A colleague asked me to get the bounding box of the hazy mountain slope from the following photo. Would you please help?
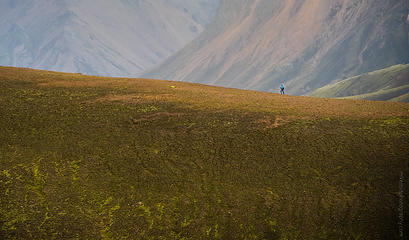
[0,0,219,76]
[143,0,409,95]
[309,64,409,102]
[1,66,409,239]
[341,85,409,102]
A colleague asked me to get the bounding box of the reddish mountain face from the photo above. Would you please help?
[143,0,409,95]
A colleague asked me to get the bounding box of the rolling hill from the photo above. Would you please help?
[1,66,409,239]
[143,0,409,95]
[0,0,219,76]
[309,64,409,102]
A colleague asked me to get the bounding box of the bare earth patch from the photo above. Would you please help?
[254,115,312,129]
[88,93,177,104]
[89,94,143,103]
[131,112,185,123]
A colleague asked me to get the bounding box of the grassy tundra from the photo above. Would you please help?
[0,66,408,239]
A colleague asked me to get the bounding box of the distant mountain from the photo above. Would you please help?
[309,64,409,102]
[0,0,219,76]
[143,0,409,95]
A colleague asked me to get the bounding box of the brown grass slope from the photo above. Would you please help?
[1,66,409,239]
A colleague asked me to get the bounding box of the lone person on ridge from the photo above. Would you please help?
[280,83,285,95]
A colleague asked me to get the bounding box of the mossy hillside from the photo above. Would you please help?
[1,66,409,239]
[309,64,409,102]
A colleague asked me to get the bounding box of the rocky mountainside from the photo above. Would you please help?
[0,0,219,76]
[143,0,409,95]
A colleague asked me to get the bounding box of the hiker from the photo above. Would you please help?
[280,83,285,95]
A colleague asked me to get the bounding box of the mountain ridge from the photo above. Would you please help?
[0,0,219,76]
[143,0,409,95]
